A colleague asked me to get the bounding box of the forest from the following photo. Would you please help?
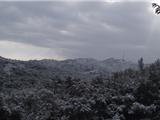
[0,56,159,120]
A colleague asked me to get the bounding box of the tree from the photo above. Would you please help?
[135,59,160,105]
[152,3,160,14]
[138,57,144,73]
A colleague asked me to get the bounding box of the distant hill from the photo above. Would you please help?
[0,56,137,80]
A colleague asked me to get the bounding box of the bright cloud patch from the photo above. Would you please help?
[0,41,64,60]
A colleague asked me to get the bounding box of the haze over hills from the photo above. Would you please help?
[0,56,137,79]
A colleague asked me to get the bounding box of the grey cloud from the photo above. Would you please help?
[0,1,158,62]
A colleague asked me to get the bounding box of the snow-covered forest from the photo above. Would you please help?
[0,56,159,120]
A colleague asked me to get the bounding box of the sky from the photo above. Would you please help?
[0,0,160,63]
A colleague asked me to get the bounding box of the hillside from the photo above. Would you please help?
[0,56,137,80]
[0,56,160,120]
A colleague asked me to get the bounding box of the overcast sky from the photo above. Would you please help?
[0,0,159,62]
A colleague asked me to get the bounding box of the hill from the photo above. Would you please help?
[0,56,159,120]
[0,56,137,80]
